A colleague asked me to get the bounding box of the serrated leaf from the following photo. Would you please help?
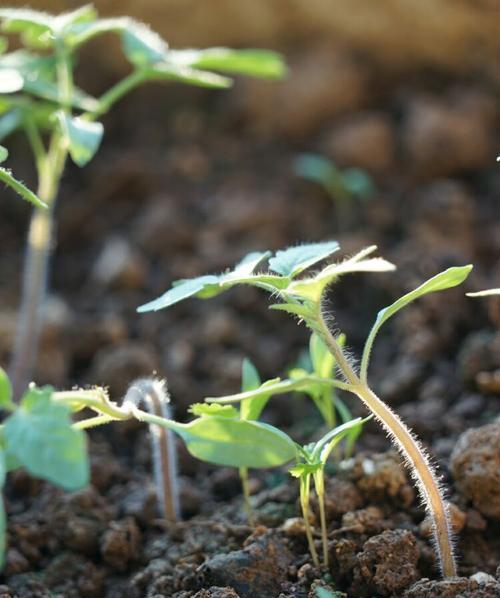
[361,265,473,380]
[467,288,500,297]
[0,367,13,411]
[56,112,103,166]
[4,385,89,490]
[121,20,167,66]
[268,241,340,277]
[0,166,47,208]
[158,416,297,468]
[188,403,239,418]
[0,68,23,93]
[167,48,286,79]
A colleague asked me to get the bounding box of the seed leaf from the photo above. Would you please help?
[166,48,286,79]
[289,462,322,478]
[361,265,473,380]
[160,416,297,468]
[268,241,340,277]
[4,385,89,490]
[57,112,104,166]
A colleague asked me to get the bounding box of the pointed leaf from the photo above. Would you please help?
[268,241,340,277]
[138,275,220,312]
[57,112,103,166]
[141,63,232,89]
[361,265,473,380]
[270,302,314,320]
[167,48,286,79]
[4,386,89,490]
[159,416,297,468]
[240,358,271,421]
[121,20,168,66]
[0,166,47,208]
[241,358,261,393]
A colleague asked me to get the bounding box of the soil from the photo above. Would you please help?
[1,51,500,597]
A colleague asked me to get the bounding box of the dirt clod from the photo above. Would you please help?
[351,529,420,597]
[100,518,141,571]
[404,576,500,597]
[450,421,500,518]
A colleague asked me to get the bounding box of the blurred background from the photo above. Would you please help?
[1,0,499,431]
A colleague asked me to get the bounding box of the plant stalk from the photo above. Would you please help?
[313,470,329,567]
[317,311,456,578]
[239,466,255,525]
[300,474,319,567]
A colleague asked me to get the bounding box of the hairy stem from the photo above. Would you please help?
[317,311,456,578]
[123,379,180,523]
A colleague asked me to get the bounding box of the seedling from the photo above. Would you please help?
[0,5,286,399]
[294,153,374,230]
[137,241,473,578]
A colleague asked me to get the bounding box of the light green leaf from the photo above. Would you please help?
[268,241,340,277]
[294,153,336,190]
[138,275,220,312]
[53,4,96,34]
[0,108,22,142]
[0,8,54,39]
[315,588,344,598]
[0,367,14,411]
[159,416,297,468]
[4,385,89,490]
[140,62,232,89]
[269,302,314,320]
[467,289,500,297]
[0,145,7,163]
[361,265,473,381]
[0,450,5,570]
[241,358,261,393]
[0,166,47,208]
[312,417,366,463]
[56,112,104,166]
[166,48,286,79]
[309,333,335,379]
[188,403,239,418]
[240,358,270,421]
[121,20,168,66]
[0,68,23,92]
[289,462,322,478]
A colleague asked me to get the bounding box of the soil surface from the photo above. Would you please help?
[1,52,500,597]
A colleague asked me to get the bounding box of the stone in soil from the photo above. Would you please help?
[404,576,500,597]
[450,421,500,519]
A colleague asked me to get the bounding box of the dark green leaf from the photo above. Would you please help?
[56,112,104,166]
[4,385,89,490]
[268,241,340,277]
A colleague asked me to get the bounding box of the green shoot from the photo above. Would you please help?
[138,241,473,578]
[466,289,500,297]
[0,5,286,399]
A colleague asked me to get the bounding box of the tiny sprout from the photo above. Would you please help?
[466,288,500,297]
[138,241,473,577]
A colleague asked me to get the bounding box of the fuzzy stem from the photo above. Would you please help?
[300,474,319,567]
[123,379,180,523]
[316,311,456,578]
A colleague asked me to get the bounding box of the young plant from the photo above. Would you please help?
[137,241,473,578]
[294,153,374,230]
[0,5,286,399]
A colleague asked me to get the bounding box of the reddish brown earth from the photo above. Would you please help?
[0,52,499,596]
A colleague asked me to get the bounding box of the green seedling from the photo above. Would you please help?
[294,153,374,231]
[138,241,473,578]
[0,5,286,399]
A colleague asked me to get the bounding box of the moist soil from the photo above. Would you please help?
[1,58,500,597]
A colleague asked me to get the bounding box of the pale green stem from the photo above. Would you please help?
[239,466,255,525]
[300,474,319,567]
[313,469,329,567]
[316,310,457,578]
[93,71,145,118]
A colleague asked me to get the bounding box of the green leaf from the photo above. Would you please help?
[0,165,47,208]
[140,62,232,89]
[138,275,220,312]
[361,265,473,381]
[0,367,14,411]
[159,416,297,468]
[0,145,7,163]
[294,153,336,190]
[312,417,366,463]
[315,588,344,598]
[0,450,6,570]
[269,302,314,320]
[0,68,23,93]
[0,36,7,54]
[166,48,286,79]
[121,20,168,66]
[241,358,261,393]
[309,333,335,379]
[289,462,322,478]
[189,403,239,418]
[4,385,89,490]
[56,112,104,166]
[268,241,340,277]
[467,289,500,297]
[0,9,54,41]
[240,358,271,421]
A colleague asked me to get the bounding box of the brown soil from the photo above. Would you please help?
[1,52,500,597]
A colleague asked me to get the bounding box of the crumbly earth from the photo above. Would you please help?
[0,46,500,597]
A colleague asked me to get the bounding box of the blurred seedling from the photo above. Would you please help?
[137,241,472,578]
[294,153,374,230]
[0,4,286,399]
